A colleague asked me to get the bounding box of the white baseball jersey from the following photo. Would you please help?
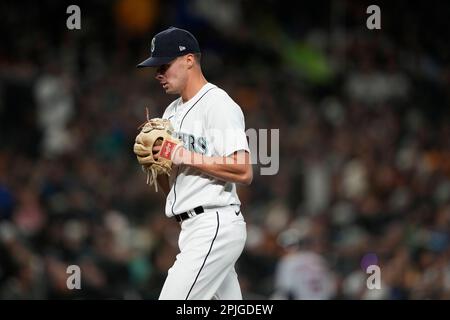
[162,82,250,217]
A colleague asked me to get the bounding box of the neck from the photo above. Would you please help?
[181,71,208,103]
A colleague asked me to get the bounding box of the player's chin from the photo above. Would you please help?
[164,87,178,94]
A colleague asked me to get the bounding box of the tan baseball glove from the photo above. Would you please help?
[133,118,183,192]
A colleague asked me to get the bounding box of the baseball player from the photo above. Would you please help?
[272,229,336,300]
[135,27,252,300]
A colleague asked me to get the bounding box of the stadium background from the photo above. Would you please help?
[1,0,449,299]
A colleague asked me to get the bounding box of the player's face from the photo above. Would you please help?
[155,56,188,95]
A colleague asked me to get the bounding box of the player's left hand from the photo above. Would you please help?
[152,144,161,160]
[151,143,185,165]
[133,117,183,191]
[171,145,190,166]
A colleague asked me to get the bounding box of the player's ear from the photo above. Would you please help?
[186,54,195,69]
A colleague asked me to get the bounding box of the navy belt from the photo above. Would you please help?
[174,206,204,222]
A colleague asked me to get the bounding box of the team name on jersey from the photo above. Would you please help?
[176,132,208,154]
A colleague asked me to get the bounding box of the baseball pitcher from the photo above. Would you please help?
[134,27,252,300]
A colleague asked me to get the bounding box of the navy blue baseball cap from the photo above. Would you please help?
[137,27,201,68]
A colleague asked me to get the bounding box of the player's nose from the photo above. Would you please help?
[155,73,164,81]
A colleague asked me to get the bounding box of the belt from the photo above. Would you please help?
[174,206,204,222]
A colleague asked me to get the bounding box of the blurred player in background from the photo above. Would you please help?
[272,228,337,300]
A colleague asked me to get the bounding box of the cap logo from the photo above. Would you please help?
[179,46,186,51]
[151,37,155,53]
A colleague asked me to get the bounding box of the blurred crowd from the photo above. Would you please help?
[1,0,450,299]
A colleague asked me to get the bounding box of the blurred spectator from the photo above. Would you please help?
[34,63,75,157]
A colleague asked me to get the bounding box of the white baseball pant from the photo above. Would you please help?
[159,205,246,300]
